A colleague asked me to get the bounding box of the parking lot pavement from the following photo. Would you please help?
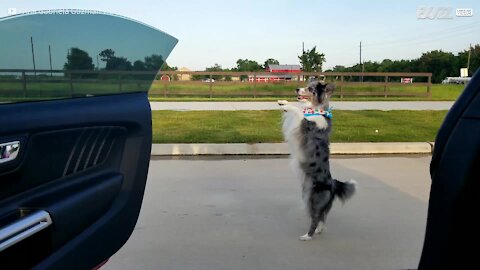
[104,156,431,270]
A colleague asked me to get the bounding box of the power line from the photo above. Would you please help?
[363,21,480,49]
[362,28,480,51]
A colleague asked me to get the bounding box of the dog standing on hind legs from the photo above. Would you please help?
[278,81,357,241]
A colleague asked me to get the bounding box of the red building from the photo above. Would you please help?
[248,64,301,82]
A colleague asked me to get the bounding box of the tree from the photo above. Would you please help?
[106,57,132,70]
[205,63,225,81]
[160,62,178,71]
[235,59,263,80]
[98,49,132,70]
[377,59,394,72]
[392,59,415,73]
[159,62,178,80]
[99,49,115,62]
[133,60,146,71]
[134,56,177,79]
[64,47,94,70]
[144,54,165,71]
[235,59,263,72]
[331,65,347,72]
[457,45,480,76]
[416,50,456,83]
[298,46,326,72]
[323,44,479,83]
[264,58,279,69]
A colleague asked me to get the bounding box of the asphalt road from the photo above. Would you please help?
[104,156,431,270]
[150,101,453,111]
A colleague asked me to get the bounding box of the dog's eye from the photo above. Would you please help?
[308,87,313,92]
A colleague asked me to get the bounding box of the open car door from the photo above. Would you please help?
[418,68,480,270]
[0,10,177,269]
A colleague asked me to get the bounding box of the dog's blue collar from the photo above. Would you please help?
[303,107,333,119]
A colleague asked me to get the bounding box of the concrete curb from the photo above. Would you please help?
[151,142,434,156]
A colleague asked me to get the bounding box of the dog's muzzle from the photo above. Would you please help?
[296,88,309,100]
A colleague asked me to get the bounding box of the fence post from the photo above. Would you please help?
[209,74,213,98]
[22,71,27,98]
[69,72,74,97]
[340,75,344,99]
[384,75,388,98]
[118,74,122,93]
[163,74,168,97]
[253,72,257,98]
[427,74,432,98]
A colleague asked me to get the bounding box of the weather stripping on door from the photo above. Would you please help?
[0,141,20,164]
[0,210,52,252]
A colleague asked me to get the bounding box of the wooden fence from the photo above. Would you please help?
[0,69,432,100]
[154,71,433,98]
[0,69,157,99]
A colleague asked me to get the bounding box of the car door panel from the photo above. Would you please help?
[0,9,177,269]
[419,69,480,269]
[0,92,151,269]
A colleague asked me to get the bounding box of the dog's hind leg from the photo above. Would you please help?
[299,190,332,241]
[299,216,321,241]
[315,199,334,234]
[314,222,325,234]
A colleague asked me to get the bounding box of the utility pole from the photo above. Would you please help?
[467,43,472,75]
[359,41,363,82]
[31,36,36,79]
[49,45,53,77]
[359,41,362,66]
[302,42,305,81]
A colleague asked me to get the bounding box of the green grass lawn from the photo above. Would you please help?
[149,83,465,101]
[1,79,464,102]
[152,110,448,143]
[0,79,150,101]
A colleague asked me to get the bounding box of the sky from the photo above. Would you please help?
[0,0,479,70]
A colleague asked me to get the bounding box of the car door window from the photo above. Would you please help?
[0,10,177,103]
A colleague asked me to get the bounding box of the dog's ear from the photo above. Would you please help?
[325,83,335,96]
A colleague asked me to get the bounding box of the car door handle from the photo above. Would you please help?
[0,210,52,252]
[0,141,20,164]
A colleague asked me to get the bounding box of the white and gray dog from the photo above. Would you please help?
[278,80,356,241]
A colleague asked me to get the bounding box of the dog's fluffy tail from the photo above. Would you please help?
[334,179,357,202]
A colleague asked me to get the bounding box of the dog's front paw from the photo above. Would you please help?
[278,100,289,106]
[299,233,313,241]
